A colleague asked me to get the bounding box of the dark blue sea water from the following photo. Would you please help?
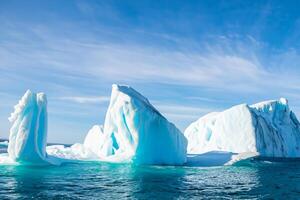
[1,144,300,199]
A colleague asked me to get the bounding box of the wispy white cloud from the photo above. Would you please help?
[185,96,228,103]
[58,96,110,104]
[2,23,300,115]
[2,24,300,98]
[0,33,260,93]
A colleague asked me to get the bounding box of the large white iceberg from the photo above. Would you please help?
[48,85,188,165]
[185,98,300,158]
[88,84,188,165]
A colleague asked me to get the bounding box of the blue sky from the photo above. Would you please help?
[1,0,300,143]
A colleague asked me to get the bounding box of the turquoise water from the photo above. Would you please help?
[1,145,300,199]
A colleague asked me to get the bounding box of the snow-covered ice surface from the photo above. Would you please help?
[185,98,300,162]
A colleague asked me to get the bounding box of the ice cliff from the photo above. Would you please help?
[185,98,300,158]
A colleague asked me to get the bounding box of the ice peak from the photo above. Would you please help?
[279,97,288,105]
[112,84,150,103]
[250,98,290,114]
[9,90,33,123]
[111,84,162,118]
[102,84,187,164]
[9,90,47,123]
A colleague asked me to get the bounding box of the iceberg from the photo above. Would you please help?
[185,98,300,158]
[7,90,49,164]
[88,84,188,165]
[2,90,100,164]
[4,90,64,165]
[46,85,188,165]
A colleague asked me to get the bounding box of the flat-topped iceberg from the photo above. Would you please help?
[185,98,300,158]
[91,84,187,165]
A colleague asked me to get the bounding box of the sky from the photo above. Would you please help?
[1,0,300,143]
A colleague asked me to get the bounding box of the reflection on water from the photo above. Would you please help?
[1,150,300,199]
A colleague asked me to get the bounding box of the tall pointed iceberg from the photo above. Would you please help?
[95,84,187,165]
[185,98,300,158]
[8,90,49,164]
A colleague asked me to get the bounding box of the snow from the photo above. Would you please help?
[185,98,300,159]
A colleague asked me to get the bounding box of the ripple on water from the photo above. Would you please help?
[1,160,300,199]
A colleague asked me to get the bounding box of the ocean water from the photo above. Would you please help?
[1,144,300,199]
